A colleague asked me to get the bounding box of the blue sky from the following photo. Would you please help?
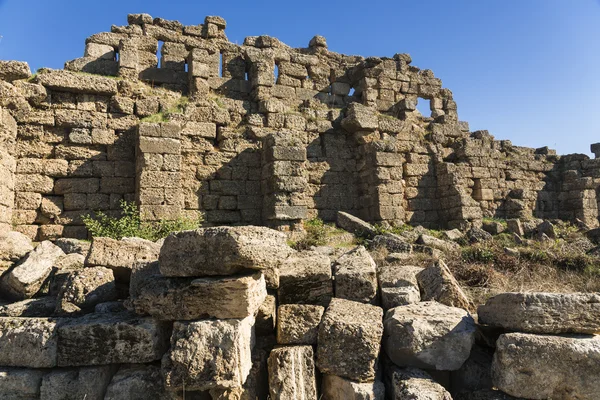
[0,0,598,155]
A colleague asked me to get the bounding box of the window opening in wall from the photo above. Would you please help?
[184,61,188,73]
[274,62,280,84]
[157,41,164,68]
[219,51,224,77]
[349,87,355,96]
[416,97,431,117]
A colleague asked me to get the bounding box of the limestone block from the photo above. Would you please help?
[0,297,57,317]
[162,317,254,391]
[14,174,54,194]
[276,304,324,345]
[57,312,169,366]
[267,346,317,400]
[129,261,267,320]
[0,367,46,400]
[278,251,332,306]
[1,241,65,300]
[385,366,452,400]
[383,301,476,371]
[372,234,412,253]
[416,260,471,310]
[0,230,33,263]
[493,333,600,399]
[341,103,378,132]
[104,364,165,400]
[54,238,91,256]
[40,366,115,400]
[36,69,118,95]
[55,266,117,314]
[317,298,383,382]
[478,292,600,334]
[322,374,385,400]
[333,246,377,303]
[0,60,32,81]
[416,234,460,253]
[0,317,60,368]
[378,265,422,310]
[159,226,294,277]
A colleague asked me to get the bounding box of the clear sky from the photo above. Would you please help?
[0,0,598,156]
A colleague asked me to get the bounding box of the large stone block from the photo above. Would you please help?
[0,60,32,82]
[383,301,476,371]
[317,298,383,382]
[40,366,116,400]
[416,260,471,310]
[322,374,385,400]
[129,261,267,320]
[336,211,377,239]
[267,345,318,400]
[341,103,378,132]
[104,364,165,400]
[162,316,254,391]
[0,317,60,368]
[0,297,57,317]
[478,292,600,334]
[57,312,170,366]
[36,69,118,95]
[159,226,294,277]
[333,246,377,303]
[276,304,324,345]
[0,230,33,264]
[378,265,422,310]
[0,367,46,400]
[493,333,600,399]
[1,241,65,300]
[385,366,452,400]
[55,266,117,314]
[278,251,333,306]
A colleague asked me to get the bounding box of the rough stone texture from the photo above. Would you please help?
[378,264,422,310]
[278,250,333,306]
[385,366,452,400]
[454,390,519,400]
[162,316,255,391]
[383,301,476,371]
[317,298,383,382]
[451,344,494,395]
[1,241,65,300]
[0,317,60,368]
[159,226,294,278]
[267,345,318,400]
[321,374,385,400]
[493,333,600,400]
[336,211,377,239]
[417,234,460,253]
[55,266,117,313]
[478,292,600,334]
[129,261,267,320]
[57,312,169,366]
[276,304,324,345]
[0,297,57,317]
[0,367,46,400]
[39,365,116,400]
[333,246,377,303]
[35,69,118,95]
[0,61,32,82]
[255,294,276,336]
[86,237,161,282]
[417,260,471,310]
[104,364,165,400]
[372,234,413,253]
[54,238,91,256]
[0,230,33,264]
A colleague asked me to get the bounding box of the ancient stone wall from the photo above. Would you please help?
[1,13,600,240]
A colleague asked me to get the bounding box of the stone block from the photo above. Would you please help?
[276,304,324,345]
[36,69,118,95]
[104,364,165,400]
[0,60,32,81]
[321,374,385,400]
[0,367,46,399]
[378,265,422,310]
[333,246,377,303]
[372,234,412,253]
[55,266,117,314]
[417,260,471,310]
[317,298,383,382]
[278,251,332,306]
[40,366,116,400]
[385,366,452,400]
[0,317,60,368]
[267,346,318,400]
[336,211,377,239]
[0,230,33,263]
[0,297,57,318]
[341,103,378,132]
[162,316,254,391]
[138,136,181,154]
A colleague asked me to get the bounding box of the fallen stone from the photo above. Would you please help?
[159,226,294,280]
[417,234,460,253]
[1,241,65,300]
[94,300,126,314]
[35,69,118,95]
[104,364,165,400]
[493,333,600,399]
[371,233,412,253]
[385,366,452,400]
[49,253,85,296]
[0,297,57,317]
[317,298,383,382]
[55,266,117,314]
[0,230,33,264]
[57,312,169,366]
[417,260,471,310]
[378,265,422,310]
[267,345,318,400]
[278,250,332,306]
[336,211,377,239]
[482,221,505,235]
[86,237,161,282]
[506,219,524,236]
[129,261,267,320]
[54,238,91,256]
[321,374,385,400]
[443,229,464,241]
[162,316,254,391]
[0,367,46,400]
[536,220,556,239]
[467,227,492,243]
[333,246,377,303]
[40,365,116,400]
[383,301,476,371]
[478,292,600,334]
[0,61,32,81]
[0,317,61,368]
[277,304,324,345]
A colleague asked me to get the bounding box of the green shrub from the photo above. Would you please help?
[293,218,328,250]
[462,246,496,263]
[83,200,202,241]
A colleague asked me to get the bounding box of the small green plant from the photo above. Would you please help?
[140,96,189,123]
[462,246,496,263]
[293,218,329,250]
[83,200,202,241]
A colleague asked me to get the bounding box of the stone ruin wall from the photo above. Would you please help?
[1,13,600,240]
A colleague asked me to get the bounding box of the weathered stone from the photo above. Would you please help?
[378,265,422,309]
[536,220,556,239]
[159,226,294,277]
[317,298,383,382]
[278,251,333,306]
[417,234,460,253]
[451,344,494,394]
[162,316,254,391]
[482,221,505,235]
[276,304,324,345]
[453,390,519,400]
[385,366,452,400]
[333,246,377,303]
[417,260,471,310]
[0,61,32,82]
[0,367,46,400]
[467,227,493,243]
[493,333,600,399]
[0,230,33,263]
[0,297,57,317]
[1,241,65,300]
[129,261,267,320]
[371,234,412,253]
[383,301,476,371]
[267,345,318,400]
[40,365,116,400]
[0,317,60,368]
[104,364,165,400]
[57,312,169,366]
[478,292,600,334]
[255,294,276,336]
[336,211,377,239]
[341,103,378,132]
[36,69,118,95]
[55,266,117,313]
[54,238,91,256]
[322,374,385,400]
